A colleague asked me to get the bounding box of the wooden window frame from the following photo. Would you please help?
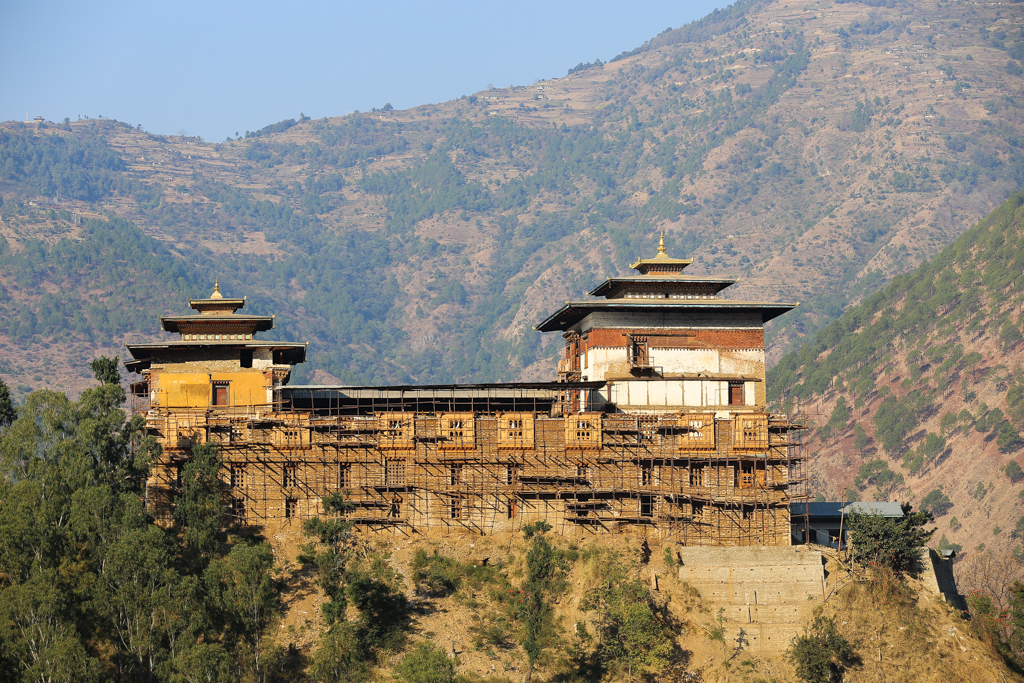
[377,412,415,450]
[439,413,476,450]
[449,464,463,486]
[728,381,744,406]
[627,334,651,369]
[678,413,716,451]
[284,497,297,519]
[230,464,246,489]
[283,462,298,488]
[732,415,769,452]
[565,413,602,451]
[338,463,351,488]
[385,458,407,487]
[498,413,535,450]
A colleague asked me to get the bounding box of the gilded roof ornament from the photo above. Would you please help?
[628,231,692,273]
[211,277,223,300]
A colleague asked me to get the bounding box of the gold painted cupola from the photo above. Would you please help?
[535,234,797,412]
[124,282,306,409]
[160,278,275,341]
[588,232,736,300]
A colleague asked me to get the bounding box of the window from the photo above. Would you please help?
[575,464,590,481]
[378,412,415,449]
[498,413,534,449]
[689,465,706,487]
[728,381,744,406]
[230,464,246,489]
[627,334,650,368]
[506,464,521,485]
[640,495,654,517]
[733,415,768,451]
[240,349,253,368]
[389,495,402,518]
[564,414,602,450]
[640,464,653,485]
[678,414,716,451]
[338,463,351,488]
[212,382,230,406]
[285,497,297,519]
[439,413,475,450]
[283,462,297,488]
[230,497,246,521]
[449,464,463,486]
[450,497,464,520]
[507,497,518,519]
[386,459,406,486]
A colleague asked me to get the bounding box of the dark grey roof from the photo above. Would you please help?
[535,299,797,332]
[792,501,904,519]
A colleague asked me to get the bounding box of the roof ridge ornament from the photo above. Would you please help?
[657,230,667,257]
[211,277,223,299]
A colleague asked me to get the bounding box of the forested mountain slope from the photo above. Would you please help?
[768,189,1024,563]
[1,0,1023,395]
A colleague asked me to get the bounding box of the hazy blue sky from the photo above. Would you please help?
[2,0,728,141]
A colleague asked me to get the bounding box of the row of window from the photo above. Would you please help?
[622,292,717,299]
[220,460,776,491]
[183,333,253,341]
[231,494,775,523]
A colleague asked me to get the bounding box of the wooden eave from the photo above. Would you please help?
[534,300,798,332]
[160,314,274,333]
[589,275,737,298]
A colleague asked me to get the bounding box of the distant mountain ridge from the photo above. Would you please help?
[0,0,1022,399]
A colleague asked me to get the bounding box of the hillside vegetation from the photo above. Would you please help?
[1,0,1024,395]
[0,368,1019,682]
[768,188,1024,588]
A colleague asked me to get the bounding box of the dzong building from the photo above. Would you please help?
[126,237,805,545]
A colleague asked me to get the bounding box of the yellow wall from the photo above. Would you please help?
[156,370,269,408]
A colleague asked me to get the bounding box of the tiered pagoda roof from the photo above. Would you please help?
[535,233,797,331]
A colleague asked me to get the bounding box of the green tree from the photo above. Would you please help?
[205,542,280,683]
[1005,460,1024,484]
[393,642,455,683]
[581,567,675,676]
[174,443,223,563]
[0,378,15,429]
[847,503,935,573]
[308,623,368,683]
[301,492,356,625]
[90,355,121,386]
[786,615,859,683]
[920,487,953,518]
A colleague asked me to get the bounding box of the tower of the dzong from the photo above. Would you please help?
[124,280,307,409]
[535,233,795,413]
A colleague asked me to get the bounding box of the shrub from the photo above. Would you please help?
[411,550,463,596]
[786,615,859,683]
[393,643,456,683]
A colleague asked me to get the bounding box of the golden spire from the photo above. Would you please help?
[657,230,667,257]
[211,277,223,300]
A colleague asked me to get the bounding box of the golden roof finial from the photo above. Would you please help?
[211,277,223,300]
[656,230,667,257]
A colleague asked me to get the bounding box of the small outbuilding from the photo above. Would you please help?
[791,501,904,548]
